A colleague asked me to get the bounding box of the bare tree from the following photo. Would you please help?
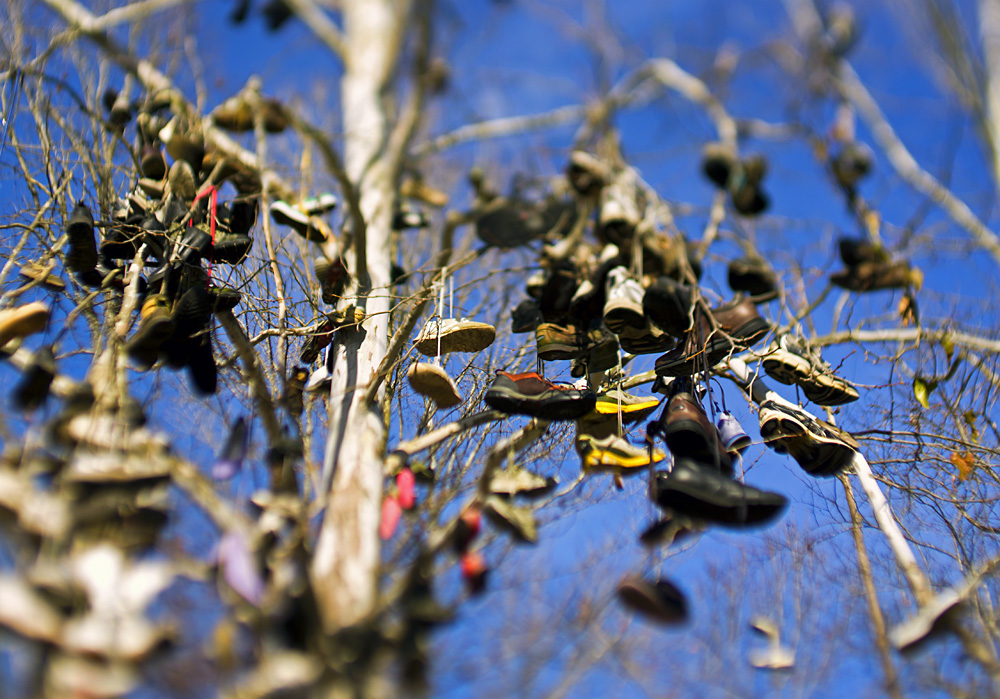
[3,0,1000,696]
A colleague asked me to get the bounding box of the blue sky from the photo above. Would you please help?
[1,0,997,696]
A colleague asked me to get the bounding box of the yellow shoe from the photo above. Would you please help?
[576,434,666,471]
[590,389,660,422]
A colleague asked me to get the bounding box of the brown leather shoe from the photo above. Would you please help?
[658,392,732,474]
[654,295,770,376]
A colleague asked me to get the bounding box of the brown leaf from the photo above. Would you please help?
[950,451,976,481]
[898,292,918,326]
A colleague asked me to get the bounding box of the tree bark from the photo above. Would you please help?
[309,0,410,633]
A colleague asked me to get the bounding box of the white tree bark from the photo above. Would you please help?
[309,0,410,633]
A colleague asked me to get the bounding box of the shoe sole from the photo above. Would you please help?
[763,350,859,406]
[664,418,712,457]
[759,403,858,476]
[603,299,646,335]
[415,326,496,355]
[485,386,595,420]
[536,340,584,361]
[657,478,786,527]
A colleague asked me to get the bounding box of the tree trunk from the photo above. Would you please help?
[309,0,409,633]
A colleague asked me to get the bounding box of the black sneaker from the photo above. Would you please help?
[186,333,217,396]
[653,459,788,528]
[209,285,242,313]
[66,202,98,275]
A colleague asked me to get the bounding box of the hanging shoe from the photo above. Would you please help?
[282,366,309,416]
[716,411,752,455]
[140,143,167,180]
[13,345,56,411]
[838,236,888,267]
[642,276,693,337]
[208,285,242,313]
[589,389,661,423]
[407,362,462,409]
[484,371,595,420]
[603,266,646,335]
[65,202,99,276]
[617,576,689,625]
[758,400,859,476]
[167,159,197,202]
[315,256,350,304]
[125,295,174,366]
[269,194,337,242]
[701,141,737,188]
[654,295,771,377]
[566,150,609,197]
[576,434,666,471]
[305,363,331,394]
[535,322,584,361]
[762,335,859,406]
[830,260,923,292]
[414,318,496,356]
[653,459,788,528]
[658,391,733,474]
[728,257,778,301]
[213,417,249,480]
[511,299,543,334]
[831,142,874,191]
[0,301,50,350]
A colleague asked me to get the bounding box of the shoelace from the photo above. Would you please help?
[192,184,218,288]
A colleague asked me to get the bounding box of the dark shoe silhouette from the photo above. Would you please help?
[14,345,56,411]
[653,459,788,528]
[66,202,98,275]
[617,576,689,625]
[728,257,778,300]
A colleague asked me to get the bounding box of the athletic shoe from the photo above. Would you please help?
[838,236,887,267]
[535,322,584,360]
[591,389,660,422]
[617,322,675,355]
[758,400,859,477]
[567,150,609,197]
[407,362,462,409]
[576,434,666,470]
[270,194,336,242]
[603,266,646,335]
[484,371,595,420]
[617,576,688,625]
[413,318,496,356]
[831,142,874,190]
[125,295,174,365]
[762,335,859,406]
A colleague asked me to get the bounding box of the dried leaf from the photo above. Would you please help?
[950,451,975,481]
[963,410,980,444]
[898,292,918,326]
[941,335,955,363]
[913,377,935,409]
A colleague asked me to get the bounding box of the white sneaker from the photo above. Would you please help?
[603,266,645,335]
